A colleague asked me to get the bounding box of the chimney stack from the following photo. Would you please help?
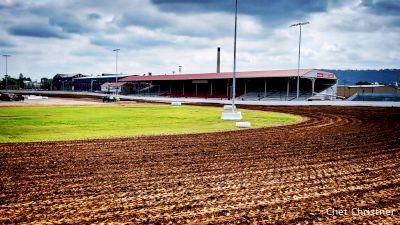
[217,47,221,73]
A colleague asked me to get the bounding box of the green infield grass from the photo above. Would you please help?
[0,104,302,142]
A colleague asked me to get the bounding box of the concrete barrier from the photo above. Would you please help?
[236,122,251,128]
[223,105,236,110]
[26,95,49,100]
[221,112,242,120]
[171,101,182,106]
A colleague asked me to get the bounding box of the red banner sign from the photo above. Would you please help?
[316,73,335,79]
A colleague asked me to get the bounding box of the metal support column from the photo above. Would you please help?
[286,78,290,100]
[264,79,267,97]
[227,80,229,98]
[311,78,315,96]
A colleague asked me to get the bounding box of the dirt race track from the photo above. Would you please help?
[1,106,399,224]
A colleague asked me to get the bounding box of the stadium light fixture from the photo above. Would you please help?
[290,21,309,99]
[113,49,120,94]
[2,54,11,90]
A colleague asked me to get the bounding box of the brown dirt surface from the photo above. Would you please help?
[1,106,399,224]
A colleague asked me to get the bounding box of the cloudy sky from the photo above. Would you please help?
[0,0,399,80]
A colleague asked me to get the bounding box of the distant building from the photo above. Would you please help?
[73,74,133,92]
[23,80,41,90]
[101,82,132,94]
[53,74,87,91]
[337,84,399,98]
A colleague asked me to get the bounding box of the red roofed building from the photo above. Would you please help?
[118,69,337,101]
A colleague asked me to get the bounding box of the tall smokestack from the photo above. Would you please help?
[217,47,221,73]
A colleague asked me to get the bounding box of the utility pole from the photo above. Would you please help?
[113,49,120,94]
[231,0,238,111]
[3,54,11,90]
[290,22,309,99]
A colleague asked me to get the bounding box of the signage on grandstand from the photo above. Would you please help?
[316,73,335,79]
[192,80,209,84]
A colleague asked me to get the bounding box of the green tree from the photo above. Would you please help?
[40,78,53,90]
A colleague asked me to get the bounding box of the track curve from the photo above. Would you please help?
[1,106,399,224]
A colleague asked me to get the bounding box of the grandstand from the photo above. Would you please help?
[119,69,337,101]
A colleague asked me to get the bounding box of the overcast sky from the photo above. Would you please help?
[0,0,399,80]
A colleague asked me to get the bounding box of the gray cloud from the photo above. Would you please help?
[8,23,68,39]
[87,13,101,20]
[0,2,23,10]
[118,13,169,28]
[152,0,329,26]
[0,39,14,47]
[49,14,94,34]
[0,0,398,79]
[90,36,172,50]
[361,0,400,15]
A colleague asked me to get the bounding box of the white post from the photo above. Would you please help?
[290,22,309,99]
[297,25,301,99]
[3,55,11,90]
[231,0,238,112]
[113,49,120,94]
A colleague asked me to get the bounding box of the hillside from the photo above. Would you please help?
[323,69,400,85]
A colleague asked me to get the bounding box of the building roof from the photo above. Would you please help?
[347,85,385,88]
[55,74,87,78]
[101,82,127,87]
[74,74,134,80]
[120,69,335,82]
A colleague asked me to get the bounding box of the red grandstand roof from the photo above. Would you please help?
[120,69,316,82]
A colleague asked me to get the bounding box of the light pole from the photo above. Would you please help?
[220,0,242,120]
[113,49,120,94]
[231,0,238,112]
[3,54,11,90]
[290,21,309,99]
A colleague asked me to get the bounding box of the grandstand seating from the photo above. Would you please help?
[130,83,330,101]
[161,90,230,99]
[237,90,312,101]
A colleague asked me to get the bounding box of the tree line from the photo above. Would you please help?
[1,74,52,90]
